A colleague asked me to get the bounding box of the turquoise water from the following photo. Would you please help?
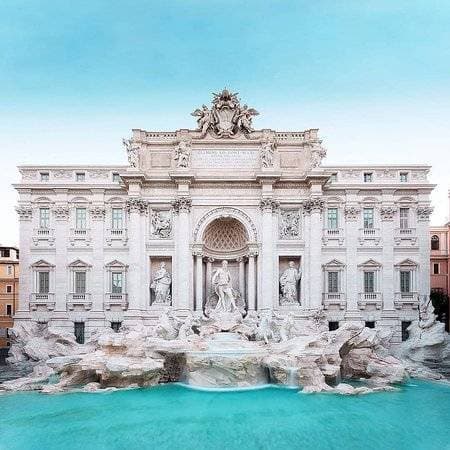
[0,381,449,450]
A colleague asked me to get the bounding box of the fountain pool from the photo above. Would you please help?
[0,380,449,450]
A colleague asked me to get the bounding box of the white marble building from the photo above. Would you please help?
[14,90,434,343]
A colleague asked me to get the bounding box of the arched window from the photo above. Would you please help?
[431,235,440,250]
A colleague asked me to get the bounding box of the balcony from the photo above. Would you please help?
[322,292,346,310]
[104,293,128,311]
[32,228,55,246]
[358,292,382,310]
[106,228,128,246]
[29,293,55,311]
[394,228,417,246]
[69,228,91,246]
[67,293,92,311]
[322,228,344,246]
[394,292,419,310]
[359,228,381,246]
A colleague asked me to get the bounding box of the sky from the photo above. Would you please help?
[1,0,449,245]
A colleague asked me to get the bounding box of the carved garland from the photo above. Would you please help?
[344,206,361,221]
[53,206,70,220]
[380,206,397,221]
[15,206,33,220]
[416,206,433,221]
[171,197,192,213]
[90,206,106,220]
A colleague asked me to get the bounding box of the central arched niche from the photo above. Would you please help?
[202,217,249,258]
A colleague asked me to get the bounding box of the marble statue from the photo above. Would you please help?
[212,260,237,313]
[255,311,274,344]
[177,313,199,340]
[260,140,275,168]
[418,295,437,329]
[174,141,191,168]
[122,138,140,168]
[279,210,300,239]
[155,310,181,340]
[151,211,172,239]
[191,105,213,137]
[235,104,259,133]
[151,263,172,304]
[310,144,327,168]
[279,261,301,304]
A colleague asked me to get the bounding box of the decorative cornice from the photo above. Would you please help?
[416,206,433,221]
[172,197,192,213]
[15,205,33,220]
[126,198,148,214]
[380,206,397,221]
[90,206,106,220]
[53,206,70,220]
[259,198,280,213]
[344,206,361,221]
[302,198,324,214]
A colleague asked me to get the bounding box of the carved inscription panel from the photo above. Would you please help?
[191,149,259,169]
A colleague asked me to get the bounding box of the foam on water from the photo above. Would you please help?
[0,380,449,450]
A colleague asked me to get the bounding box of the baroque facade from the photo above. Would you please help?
[14,90,434,343]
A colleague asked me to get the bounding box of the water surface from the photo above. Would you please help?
[0,381,449,450]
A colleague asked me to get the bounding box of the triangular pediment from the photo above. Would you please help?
[358,259,382,268]
[68,259,91,268]
[323,259,345,268]
[105,259,127,268]
[31,259,55,268]
[395,258,418,267]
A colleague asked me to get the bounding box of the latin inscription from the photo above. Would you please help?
[191,149,259,169]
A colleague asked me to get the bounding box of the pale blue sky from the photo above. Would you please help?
[1,1,449,244]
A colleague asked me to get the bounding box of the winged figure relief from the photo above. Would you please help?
[191,105,214,137]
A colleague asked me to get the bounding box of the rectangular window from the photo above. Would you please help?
[38,271,50,294]
[111,272,123,294]
[330,173,337,182]
[327,208,338,229]
[112,173,120,183]
[399,208,409,229]
[111,321,122,332]
[1,249,11,257]
[111,208,123,230]
[433,263,439,275]
[363,208,374,229]
[328,321,339,331]
[364,271,375,293]
[7,265,13,275]
[39,207,50,229]
[6,304,12,316]
[40,172,49,181]
[400,271,411,293]
[75,208,87,229]
[402,321,411,341]
[365,321,375,329]
[363,172,373,182]
[400,172,408,182]
[74,271,86,294]
[76,172,85,182]
[74,322,85,344]
[328,271,339,293]
[6,285,12,293]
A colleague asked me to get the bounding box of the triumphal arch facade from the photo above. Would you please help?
[15,89,434,343]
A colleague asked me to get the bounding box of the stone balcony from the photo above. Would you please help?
[358,292,382,310]
[29,293,55,311]
[358,228,381,245]
[67,293,92,311]
[394,228,417,245]
[322,292,346,310]
[104,293,128,310]
[106,228,128,246]
[32,228,55,246]
[69,228,91,246]
[322,228,344,246]
[394,292,419,310]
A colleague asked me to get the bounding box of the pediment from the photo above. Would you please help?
[105,259,128,268]
[323,259,345,268]
[31,259,55,268]
[358,259,382,268]
[68,259,91,268]
[395,258,418,267]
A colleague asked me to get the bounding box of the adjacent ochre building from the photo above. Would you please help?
[13,90,434,344]
[0,246,19,348]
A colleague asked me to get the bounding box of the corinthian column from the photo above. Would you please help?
[172,197,192,311]
[194,252,203,311]
[259,198,279,310]
[416,206,433,298]
[380,205,396,311]
[247,251,257,311]
[344,205,360,316]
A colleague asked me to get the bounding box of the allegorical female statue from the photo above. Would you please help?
[279,261,301,304]
[212,260,237,313]
[151,262,172,304]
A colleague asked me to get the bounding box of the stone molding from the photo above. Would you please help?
[126,198,148,214]
[416,206,433,221]
[15,205,32,220]
[259,198,280,213]
[344,206,361,221]
[380,206,397,221]
[171,197,192,214]
[302,198,324,214]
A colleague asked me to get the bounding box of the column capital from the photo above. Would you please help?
[126,198,148,214]
[52,205,70,221]
[380,206,397,221]
[172,196,192,213]
[416,206,433,221]
[259,198,280,213]
[15,205,32,221]
[302,197,324,214]
[90,205,106,221]
[344,205,361,221]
